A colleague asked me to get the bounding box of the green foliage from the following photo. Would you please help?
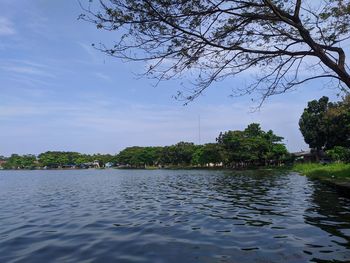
[168,142,199,165]
[217,123,288,167]
[117,146,162,167]
[38,151,116,168]
[324,96,350,149]
[299,96,329,151]
[2,154,37,169]
[156,143,198,166]
[326,146,350,163]
[114,123,288,168]
[299,96,350,152]
[294,163,350,179]
[0,151,118,170]
[39,152,78,167]
[1,123,289,169]
[270,144,290,162]
[191,144,223,166]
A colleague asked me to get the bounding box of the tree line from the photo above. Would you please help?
[0,152,117,170]
[2,94,349,170]
[116,124,290,168]
[0,123,290,169]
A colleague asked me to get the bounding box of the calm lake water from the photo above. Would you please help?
[0,169,349,263]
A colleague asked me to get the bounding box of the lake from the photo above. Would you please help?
[0,169,349,262]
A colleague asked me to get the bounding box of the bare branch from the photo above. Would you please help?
[80,0,350,104]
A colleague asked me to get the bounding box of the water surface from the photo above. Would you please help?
[0,169,349,262]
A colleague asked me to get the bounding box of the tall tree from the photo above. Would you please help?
[217,123,287,167]
[325,96,350,149]
[299,95,350,155]
[299,96,329,155]
[81,0,350,103]
[191,143,223,166]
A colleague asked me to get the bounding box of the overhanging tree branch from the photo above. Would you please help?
[80,0,350,103]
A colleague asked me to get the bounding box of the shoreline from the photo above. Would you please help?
[293,163,350,197]
[0,165,288,171]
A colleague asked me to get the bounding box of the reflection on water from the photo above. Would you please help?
[0,169,349,263]
[304,178,350,261]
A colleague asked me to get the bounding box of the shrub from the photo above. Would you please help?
[326,146,350,163]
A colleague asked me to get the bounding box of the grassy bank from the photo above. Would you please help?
[293,163,350,179]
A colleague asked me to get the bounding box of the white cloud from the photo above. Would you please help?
[3,66,55,78]
[0,17,15,36]
[94,72,111,81]
[0,59,56,82]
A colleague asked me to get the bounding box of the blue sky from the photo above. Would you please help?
[0,0,344,156]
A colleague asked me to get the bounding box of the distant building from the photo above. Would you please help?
[0,160,7,169]
[292,150,315,162]
[292,150,328,163]
[93,160,100,168]
[105,162,114,168]
[62,164,76,169]
[80,161,100,169]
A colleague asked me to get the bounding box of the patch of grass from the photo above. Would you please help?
[293,163,350,179]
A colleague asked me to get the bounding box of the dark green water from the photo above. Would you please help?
[0,169,349,262]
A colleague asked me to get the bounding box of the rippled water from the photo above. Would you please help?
[0,169,349,263]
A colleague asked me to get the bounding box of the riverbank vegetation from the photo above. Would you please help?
[0,152,117,170]
[295,96,350,180]
[293,163,350,179]
[111,123,290,168]
[299,96,350,160]
[1,95,349,173]
[0,123,290,170]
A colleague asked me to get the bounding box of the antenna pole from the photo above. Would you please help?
[198,115,201,145]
